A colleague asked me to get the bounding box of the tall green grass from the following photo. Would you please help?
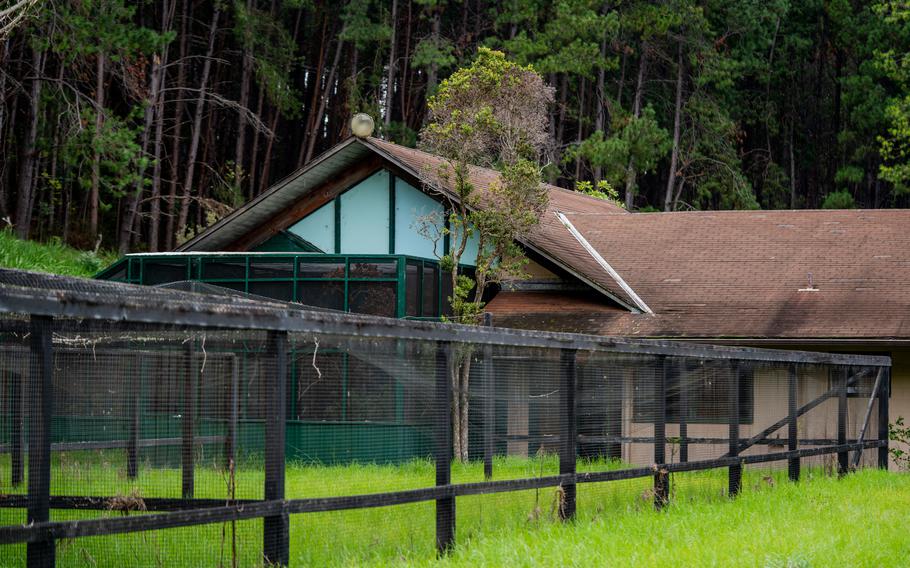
[1,453,906,566]
[0,229,117,278]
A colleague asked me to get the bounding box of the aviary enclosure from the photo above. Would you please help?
[0,269,891,566]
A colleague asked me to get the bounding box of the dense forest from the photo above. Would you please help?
[1,0,910,254]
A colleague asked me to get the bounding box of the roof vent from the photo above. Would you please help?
[798,272,819,292]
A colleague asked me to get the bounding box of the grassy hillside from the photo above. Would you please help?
[0,229,117,278]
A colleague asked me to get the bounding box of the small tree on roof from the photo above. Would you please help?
[419,47,554,462]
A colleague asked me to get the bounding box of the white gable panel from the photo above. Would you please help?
[394,178,444,259]
[287,201,334,253]
[339,170,390,254]
[450,224,479,266]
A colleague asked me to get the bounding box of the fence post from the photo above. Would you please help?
[127,356,140,479]
[182,341,196,499]
[654,357,669,509]
[482,313,494,480]
[435,341,454,555]
[728,362,742,498]
[10,368,23,487]
[837,367,849,476]
[878,367,890,470]
[263,330,289,566]
[559,348,577,521]
[225,354,239,470]
[788,364,800,481]
[27,315,54,568]
[677,359,688,463]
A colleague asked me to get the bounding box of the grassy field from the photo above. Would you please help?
[1,453,907,567]
[0,229,117,278]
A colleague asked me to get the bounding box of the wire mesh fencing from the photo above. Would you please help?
[0,269,891,567]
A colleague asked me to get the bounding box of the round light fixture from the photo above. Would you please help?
[350,113,375,138]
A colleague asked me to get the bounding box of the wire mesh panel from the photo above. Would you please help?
[0,269,892,567]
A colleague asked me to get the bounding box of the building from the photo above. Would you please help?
[97,135,910,465]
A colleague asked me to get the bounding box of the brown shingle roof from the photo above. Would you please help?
[489,209,910,339]
[365,138,641,309]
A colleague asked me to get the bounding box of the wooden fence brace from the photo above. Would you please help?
[262,331,290,566]
[263,330,289,566]
[435,341,454,555]
[225,354,239,470]
[654,357,669,509]
[788,364,800,481]
[728,362,742,497]
[182,341,195,500]
[127,356,141,479]
[837,367,849,476]
[482,312,494,480]
[878,368,890,470]
[723,369,871,458]
[10,368,23,487]
[677,359,688,463]
[559,348,577,521]
[27,315,54,568]
[852,368,885,469]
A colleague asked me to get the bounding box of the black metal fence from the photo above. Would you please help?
[0,269,891,567]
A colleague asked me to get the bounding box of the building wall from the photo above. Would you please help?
[619,364,880,469]
[888,349,910,469]
[285,169,480,265]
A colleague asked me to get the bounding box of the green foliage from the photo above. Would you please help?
[889,416,910,470]
[61,107,147,209]
[0,229,117,277]
[575,180,623,207]
[568,106,671,193]
[51,0,169,62]
[496,0,618,77]
[421,49,553,325]
[821,190,857,209]
[234,0,302,114]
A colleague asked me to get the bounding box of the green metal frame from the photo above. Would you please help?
[97,253,457,319]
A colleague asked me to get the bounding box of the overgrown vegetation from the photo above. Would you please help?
[0,228,116,277]
[0,454,905,566]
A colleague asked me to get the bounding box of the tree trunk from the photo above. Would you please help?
[384,0,398,127]
[298,14,329,167]
[594,33,607,182]
[176,6,220,241]
[789,120,797,209]
[165,0,190,250]
[89,51,106,238]
[235,0,254,194]
[400,0,412,127]
[120,50,164,253]
[663,42,684,212]
[14,45,43,239]
[574,77,586,181]
[303,31,344,165]
[624,42,647,210]
[426,10,441,96]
